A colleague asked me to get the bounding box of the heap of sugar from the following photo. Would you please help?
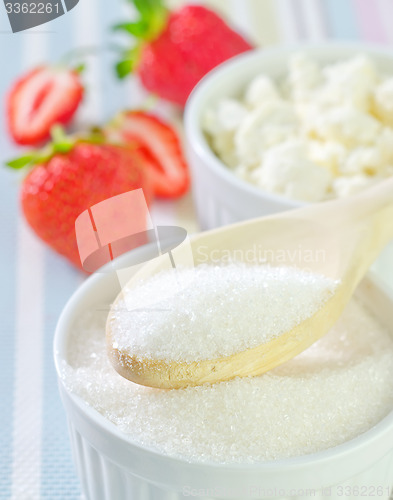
[63,297,393,463]
[108,264,338,362]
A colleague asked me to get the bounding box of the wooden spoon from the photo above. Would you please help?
[107,178,393,389]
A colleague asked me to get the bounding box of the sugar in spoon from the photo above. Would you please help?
[107,177,393,389]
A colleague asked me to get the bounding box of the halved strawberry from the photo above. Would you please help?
[106,111,189,198]
[7,66,84,145]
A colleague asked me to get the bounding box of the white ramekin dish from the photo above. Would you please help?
[184,42,393,230]
[54,247,393,500]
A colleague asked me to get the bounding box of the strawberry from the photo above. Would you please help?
[114,1,253,106]
[106,111,189,198]
[7,128,152,271]
[7,65,84,145]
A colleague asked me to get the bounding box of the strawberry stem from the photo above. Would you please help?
[51,125,74,153]
[6,128,91,171]
[113,0,169,79]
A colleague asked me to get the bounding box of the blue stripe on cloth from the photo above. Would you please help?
[48,3,75,63]
[0,13,21,498]
[99,0,132,121]
[0,171,18,500]
[40,251,83,499]
[39,3,124,494]
[39,10,88,489]
[323,0,359,39]
[39,1,123,495]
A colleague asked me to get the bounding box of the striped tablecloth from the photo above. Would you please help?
[1,1,393,498]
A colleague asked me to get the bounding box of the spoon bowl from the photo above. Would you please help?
[107,177,393,389]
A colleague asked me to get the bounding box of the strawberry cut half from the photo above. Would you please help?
[7,66,83,145]
[107,111,189,198]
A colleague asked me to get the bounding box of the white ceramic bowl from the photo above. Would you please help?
[184,42,393,230]
[54,247,393,500]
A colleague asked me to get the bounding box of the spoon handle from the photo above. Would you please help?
[349,176,393,216]
[337,178,393,290]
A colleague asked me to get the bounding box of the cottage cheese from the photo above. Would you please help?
[203,53,393,202]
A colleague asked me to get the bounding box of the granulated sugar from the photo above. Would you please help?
[108,264,337,362]
[62,298,393,463]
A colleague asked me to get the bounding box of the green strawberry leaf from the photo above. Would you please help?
[114,46,142,79]
[147,11,167,41]
[6,155,36,169]
[51,125,74,153]
[74,63,86,74]
[6,127,106,172]
[133,0,162,17]
[112,0,168,79]
[140,0,168,41]
[113,0,168,51]
[116,58,134,79]
[113,21,149,38]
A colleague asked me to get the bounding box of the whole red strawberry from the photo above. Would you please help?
[7,65,83,145]
[114,1,253,106]
[7,129,152,270]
